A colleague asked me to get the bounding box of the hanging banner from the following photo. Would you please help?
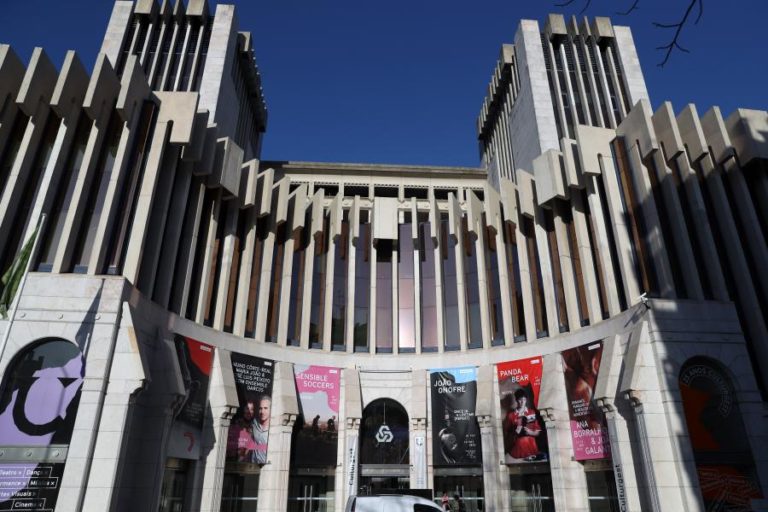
[430,367,481,466]
[226,353,275,464]
[292,365,340,466]
[0,462,65,511]
[497,356,548,464]
[0,339,84,512]
[168,335,215,459]
[346,434,359,497]
[562,341,610,460]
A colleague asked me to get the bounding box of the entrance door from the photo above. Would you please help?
[358,475,410,496]
[287,474,335,512]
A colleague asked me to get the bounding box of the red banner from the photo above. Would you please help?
[497,356,548,463]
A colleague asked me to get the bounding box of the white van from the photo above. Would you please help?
[344,494,443,512]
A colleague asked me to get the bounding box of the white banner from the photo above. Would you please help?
[414,435,427,489]
[346,434,359,497]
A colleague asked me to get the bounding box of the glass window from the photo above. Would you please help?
[309,217,329,348]
[462,219,483,348]
[71,111,124,273]
[418,217,438,352]
[398,216,416,352]
[484,217,504,345]
[0,113,58,280]
[221,471,260,512]
[266,223,289,342]
[521,217,548,338]
[244,215,269,337]
[37,113,91,271]
[287,474,335,512]
[375,240,393,353]
[586,469,620,512]
[287,216,310,346]
[158,458,189,512]
[509,471,554,512]
[440,216,460,351]
[354,212,370,352]
[503,222,526,341]
[330,214,349,351]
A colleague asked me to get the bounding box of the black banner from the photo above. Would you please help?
[0,463,65,511]
[430,367,481,466]
[226,353,275,464]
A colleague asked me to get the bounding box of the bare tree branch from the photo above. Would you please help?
[653,0,703,67]
[552,0,706,68]
[616,0,640,16]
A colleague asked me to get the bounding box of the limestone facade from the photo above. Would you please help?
[0,2,767,512]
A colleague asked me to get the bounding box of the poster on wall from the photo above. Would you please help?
[0,462,65,511]
[0,339,84,511]
[167,335,215,459]
[430,367,481,466]
[497,356,548,463]
[679,360,764,510]
[562,341,610,460]
[291,365,340,466]
[226,353,275,464]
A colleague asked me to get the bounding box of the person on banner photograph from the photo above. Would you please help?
[497,357,548,464]
[430,367,481,466]
[291,365,341,467]
[226,354,275,465]
[227,394,271,464]
[562,342,610,460]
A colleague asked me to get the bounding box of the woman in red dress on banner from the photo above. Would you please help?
[505,389,542,460]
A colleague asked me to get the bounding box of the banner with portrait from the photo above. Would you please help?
[430,367,481,466]
[226,353,275,464]
[562,341,610,460]
[168,335,215,459]
[291,365,340,466]
[497,356,548,463]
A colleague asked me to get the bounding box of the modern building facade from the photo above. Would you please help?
[0,1,767,511]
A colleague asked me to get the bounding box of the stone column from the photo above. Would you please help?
[257,412,297,512]
[343,417,361,504]
[478,414,504,512]
[625,391,660,512]
[199,405,237,512]
[539,407,590,512]
[200,349,240,512]
[257,362,298,512]
[596,398,642,511]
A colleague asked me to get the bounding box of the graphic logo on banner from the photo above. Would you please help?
[430,367,481,466]
[679,360,764,510]
[168,335,215,459]
[0,339,84,511]
[497,356,548,464]
[292,365,340,466]
[226,353,275,465]
[562,342,610,460]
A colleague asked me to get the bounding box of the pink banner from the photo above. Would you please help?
[562,342,610,460]
[293,365,340,466]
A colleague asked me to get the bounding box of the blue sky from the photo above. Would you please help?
[1,0,766,167]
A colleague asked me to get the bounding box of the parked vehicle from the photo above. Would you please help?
[345,494,443,512]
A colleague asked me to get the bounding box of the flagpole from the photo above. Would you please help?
[0,214,46,366]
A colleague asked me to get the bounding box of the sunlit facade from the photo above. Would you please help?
[0,2,767,511]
